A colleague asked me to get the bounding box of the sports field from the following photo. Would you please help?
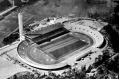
[18,33,93,65]
[26,33,90,65]
[37,34,88,60]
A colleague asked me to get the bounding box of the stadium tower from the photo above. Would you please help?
[18,13,25,42]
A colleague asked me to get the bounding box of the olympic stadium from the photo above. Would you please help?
[17,17,106,70]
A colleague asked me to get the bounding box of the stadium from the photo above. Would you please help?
[17,16,105,69]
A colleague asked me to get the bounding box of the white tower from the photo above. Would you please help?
[18,13,25,42]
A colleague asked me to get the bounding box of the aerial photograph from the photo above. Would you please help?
[0,0,119,79]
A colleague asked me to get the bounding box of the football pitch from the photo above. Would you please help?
[37,34,88,60]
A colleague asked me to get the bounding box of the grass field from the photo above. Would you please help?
[37,34,88,60]
[17,31,94,65]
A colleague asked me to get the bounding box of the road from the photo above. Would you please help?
[0,40,33,79]
[0,41,19,56]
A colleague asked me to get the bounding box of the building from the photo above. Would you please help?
[17,16,107,70]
